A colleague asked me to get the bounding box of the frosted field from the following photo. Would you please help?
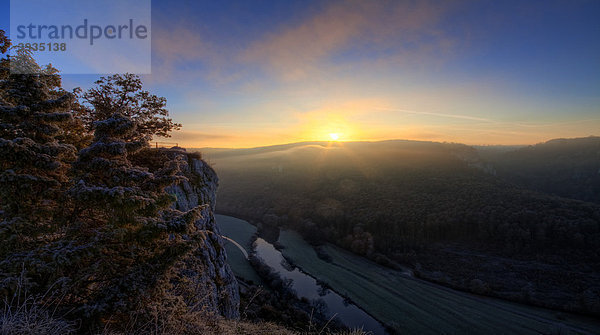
[278,230,600,335]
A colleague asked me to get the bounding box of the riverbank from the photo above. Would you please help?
[216,214,387,334]
[277,230,600,335]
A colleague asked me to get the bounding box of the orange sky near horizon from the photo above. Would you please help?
[158,99,600,148]
[160,114,600,149]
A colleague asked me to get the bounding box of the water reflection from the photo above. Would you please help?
[254,237,386,335]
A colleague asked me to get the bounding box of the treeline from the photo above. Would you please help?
[481,136,600,204]
[0,34,202,332]
[214,142,600,258]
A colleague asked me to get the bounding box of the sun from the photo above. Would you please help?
[329,133,340,141]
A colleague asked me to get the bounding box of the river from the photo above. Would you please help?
[216,214,387,334]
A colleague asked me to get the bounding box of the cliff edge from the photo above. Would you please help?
[163,148,240,319]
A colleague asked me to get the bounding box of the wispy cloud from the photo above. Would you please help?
[149,22,215,83]
[146,1,459,87]
[241,0,457,81]
[373,107,497,123]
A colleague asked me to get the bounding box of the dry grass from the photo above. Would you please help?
[0,276,74,335]
[0,299,74,335]
[0,272,369,335]
[0,302,368,335]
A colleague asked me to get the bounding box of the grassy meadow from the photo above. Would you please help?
[278,230,600,334]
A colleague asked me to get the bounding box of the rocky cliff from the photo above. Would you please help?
[163,148,240,319]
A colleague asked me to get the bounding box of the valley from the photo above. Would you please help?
[216,214,600,335]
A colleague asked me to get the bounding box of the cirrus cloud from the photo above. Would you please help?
[241,0,458,81]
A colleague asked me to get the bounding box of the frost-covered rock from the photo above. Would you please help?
[163,148,240,319]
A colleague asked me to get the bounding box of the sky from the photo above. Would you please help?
[1,0,599,148]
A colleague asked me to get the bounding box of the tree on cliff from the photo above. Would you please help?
[0,32,203,329]
[81,74,181,142]
[65,113,201,327]
[0,44,80,293]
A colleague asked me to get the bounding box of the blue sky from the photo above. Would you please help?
[1,0,599,147]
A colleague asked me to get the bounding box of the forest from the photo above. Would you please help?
[479,137,600,204]
[206,139,600,316]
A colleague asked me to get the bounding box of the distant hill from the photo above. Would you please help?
[194,139,483,173]
[192,139,599,256]
[478,136,600,204]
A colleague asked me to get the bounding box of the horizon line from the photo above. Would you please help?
[176,135,600,151]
